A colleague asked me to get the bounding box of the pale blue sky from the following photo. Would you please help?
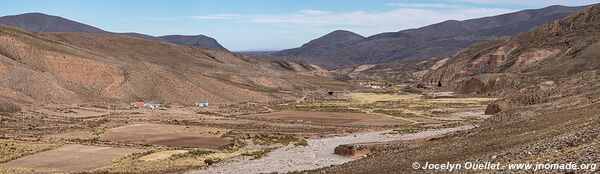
[0,0,596,51]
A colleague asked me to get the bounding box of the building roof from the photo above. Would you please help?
[145,101,160,105]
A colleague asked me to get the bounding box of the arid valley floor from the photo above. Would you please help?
[1,87,495,173]
[2,2,600,174]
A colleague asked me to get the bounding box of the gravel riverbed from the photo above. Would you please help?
[187,125,474,174]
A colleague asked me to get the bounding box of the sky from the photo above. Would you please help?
[0,0,597,51]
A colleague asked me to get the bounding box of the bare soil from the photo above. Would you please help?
[245,111,408,126]
[100,124,231,148]
[0,144,146,172]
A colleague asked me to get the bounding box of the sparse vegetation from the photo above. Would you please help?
[252,134,302,146]
[0,139,61,163]
[0,100,20,114]
[294,139,309,146]
[241,150,268,160]
[389,128,422,135]
[95,150,241,173]
[1,3,599,174]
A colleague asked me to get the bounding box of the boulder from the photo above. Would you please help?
[334,144,372,157]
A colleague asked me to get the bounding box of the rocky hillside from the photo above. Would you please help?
[423,4,600,114]
[274,5,583,69]
[334,58,441,84]
[0,13,229,51]
[0,25,343,105]
[313,5,600,173]
[424,4,600,92]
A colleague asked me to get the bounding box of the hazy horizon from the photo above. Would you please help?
[0,0,596,51]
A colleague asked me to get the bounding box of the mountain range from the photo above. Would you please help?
[273,5,584,69]
[0,13,228,51]
[314,4,600,173]
[423,4,600,113]
[0,24,341,105]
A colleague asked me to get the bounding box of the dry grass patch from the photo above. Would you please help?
[0,139,61,163]
[139,150,188,161]
[95,150,242,173]
[0,166,37,174]
[284,92,493,128]
[247,111,408,126]
[1,144,145,172]
[426,97,497,104]
[345,93,421,103]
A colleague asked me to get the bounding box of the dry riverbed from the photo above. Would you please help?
[187,125,474,174]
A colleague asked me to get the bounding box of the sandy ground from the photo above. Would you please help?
[0,144,145,172]
[188,126,474,174]
[140,150,188,161]
[100,124,231,148]
[452,111,490,119]
[33,108,108,118]
[245,111,408,126]
[42,130,96,141]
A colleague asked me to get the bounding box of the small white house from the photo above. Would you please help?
[195,102,209,107]
[144,101,161,109]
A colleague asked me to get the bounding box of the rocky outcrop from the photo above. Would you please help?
[334,144,372,157]
[423,4,600,113]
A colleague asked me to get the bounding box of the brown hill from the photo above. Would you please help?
[313,5,600,173]
[0,13,229,51]
[333,58,441,84]
[423,4,600,114]
[273,30,365,66]
[0,25,343,106]
[157,35,228,51]
[423,4,600,93]
[274,5,583,69]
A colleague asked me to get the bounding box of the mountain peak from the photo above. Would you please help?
[328,30,362,36]
[321,30,364,40]
[0,12,107,33]
[272,5,584,69]
[272,30,365,59]
[158,35,228,51]
[0,13,229,51]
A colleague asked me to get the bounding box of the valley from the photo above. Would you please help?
[1,1,600,174]
[1,89,491,173]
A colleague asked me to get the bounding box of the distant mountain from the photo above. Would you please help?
[0,13,228,51]
[0,25,339,105]
[274,30,365,57]
[273,5,584,69]
[0,12,106,33]
[157,35,228,51]
[237,51,278,56]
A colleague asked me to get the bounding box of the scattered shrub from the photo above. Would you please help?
[241,150,267,160]
[293,139,308,146]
